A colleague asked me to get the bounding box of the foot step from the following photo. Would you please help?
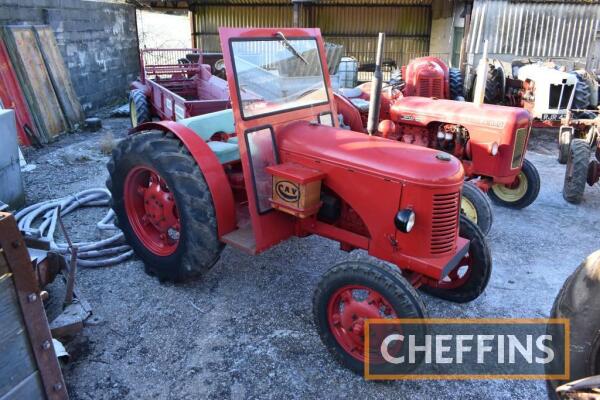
[221,225,256,255]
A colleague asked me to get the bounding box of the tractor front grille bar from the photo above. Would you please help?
[430,191,460,255]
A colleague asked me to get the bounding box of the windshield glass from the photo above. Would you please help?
[230,38,329,119]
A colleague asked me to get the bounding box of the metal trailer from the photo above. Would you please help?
[129,48,231,125]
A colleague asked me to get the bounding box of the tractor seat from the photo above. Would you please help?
[339,87,362,98]
[178,109,240,164]
[206,141,240,164]
[349,98,369,112]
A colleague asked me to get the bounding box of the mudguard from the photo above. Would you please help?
[130,120,236,237]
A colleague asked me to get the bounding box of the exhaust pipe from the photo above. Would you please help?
[472,39,489,106]
[367,32,385,136]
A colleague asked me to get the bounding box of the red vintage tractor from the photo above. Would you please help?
[336,56,540,236]
[107,28,492,373]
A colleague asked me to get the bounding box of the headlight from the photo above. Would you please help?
[490,142,499,156]
[395,209,416,233]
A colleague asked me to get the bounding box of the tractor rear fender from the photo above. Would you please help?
[130,120,237,237]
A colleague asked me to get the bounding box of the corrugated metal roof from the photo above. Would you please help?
[140,0,431,7]
[468,0,600,58]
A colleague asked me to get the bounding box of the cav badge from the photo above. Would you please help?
[276,180,300,203]
[436,152,452,161]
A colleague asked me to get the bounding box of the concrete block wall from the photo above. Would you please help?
[0,0,139,112]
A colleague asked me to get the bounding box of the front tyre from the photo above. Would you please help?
[558,128,571,165]
[461,181,493,236]
[546,251,600,397]
[106,132,223,281]
[488,158,540,209]
[420,215,492,303]
[313,260,427,374]
[563,138,591,204]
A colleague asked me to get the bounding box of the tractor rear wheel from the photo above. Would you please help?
[488,158,540,209]
[484,65,504,104]
[420,215,492,303]
[573,73,592,111]
[461,181,493,236]
[558,129,572,165]
[106,131,223,281]
[129,89,150,127]
[313,260,427,374]
[449,67,465,101]
[546,251,600,398]
[563,138,591,204]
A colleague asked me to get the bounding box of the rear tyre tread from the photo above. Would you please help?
[106,132,223,282]
[563,138,591,204]
[558,129,571,165]
[449,67,465,100]
[130,89,150,127]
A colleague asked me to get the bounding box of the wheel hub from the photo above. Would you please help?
[328,286,397,361]
[461,197,478,223]
[429,255,472,289]
[124,166,180,256]
[491,172,528,202]
[130,99,137,127]
[142,176,179,234]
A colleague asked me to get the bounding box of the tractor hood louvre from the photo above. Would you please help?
[277,121,464,186]
[389,96,532,130]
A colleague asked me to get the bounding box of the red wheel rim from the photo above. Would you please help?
[124,166,180,256]
[327,285,398,362]
[429,254,472,289]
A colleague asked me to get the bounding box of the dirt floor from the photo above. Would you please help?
[18,118,600,400]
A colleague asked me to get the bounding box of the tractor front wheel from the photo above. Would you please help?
[558,129,572,165]
[106,132,223,281]
[313,260,427,374]
[420,215,492,303]
[461,181,493,236]
[129,89,150,127]
[563,138,591,204]
[488,158,540,209]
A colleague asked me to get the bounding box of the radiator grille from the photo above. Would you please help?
[417,77,444,98]
[548,84,574,110]
[511,128,528,169]
[430,192,460,255]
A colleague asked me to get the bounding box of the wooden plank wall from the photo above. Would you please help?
[34,26,84,130]
[2,26,67,143]
[2,25,85,144]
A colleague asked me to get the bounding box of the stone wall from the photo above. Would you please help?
[0,0,139,112]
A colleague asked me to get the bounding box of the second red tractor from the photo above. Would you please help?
[336,56,541,236]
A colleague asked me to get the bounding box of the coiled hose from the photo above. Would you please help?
[15,188,133,267]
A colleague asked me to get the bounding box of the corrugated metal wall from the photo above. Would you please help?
[468,0,600,59]
[191,1,432,79]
